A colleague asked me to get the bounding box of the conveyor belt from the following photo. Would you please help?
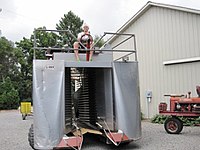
[65,68,72,127]
[78,68,97,125]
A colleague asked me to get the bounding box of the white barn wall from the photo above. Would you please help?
[110,5,200,118]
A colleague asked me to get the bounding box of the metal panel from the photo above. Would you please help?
[33,60,65,149]
[54,53,112,62]
[95,68,114,130]
[112,62,141,139]
[64,61,112,68]
[54,53,113,68]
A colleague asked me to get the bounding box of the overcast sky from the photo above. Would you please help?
[1,0,200,42]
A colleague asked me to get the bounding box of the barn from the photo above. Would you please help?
[108,1,200,118]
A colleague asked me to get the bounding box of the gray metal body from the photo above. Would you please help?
[32,31,141,149]
[33,60,65,149]
[33,59,141,149]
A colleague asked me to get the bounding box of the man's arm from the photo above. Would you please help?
[77,32,83,42]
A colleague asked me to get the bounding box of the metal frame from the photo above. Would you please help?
[33,29,137,62]
[159,111,200,117]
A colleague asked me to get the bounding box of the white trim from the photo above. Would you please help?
[163,57,200,65]
[149,2,200,15]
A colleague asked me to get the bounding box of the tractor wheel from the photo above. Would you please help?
[28,124,36,149]
[164,117,183,134]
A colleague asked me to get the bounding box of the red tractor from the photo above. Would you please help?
[159,86,200,134]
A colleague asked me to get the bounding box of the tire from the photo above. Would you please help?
[164,117,183,134]
[28,124,35,149]
[22,114,26,120]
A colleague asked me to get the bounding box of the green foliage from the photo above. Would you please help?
[0,11,85,109]
[0,37,21,82]
[141,112,145,120]
[15,26,59,100]
[56,11,83,47]
[15,37,33,100]
[0,77,20,110]
[14,12,84,102]
[31,26,59,48]
[151,114,168,124]
[151,114,200,126]
[93,35,105,48]
[179,116,200,126]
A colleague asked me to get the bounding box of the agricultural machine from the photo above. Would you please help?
[159,86,200,134]
[28,29,141,149]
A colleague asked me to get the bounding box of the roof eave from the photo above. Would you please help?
[107,1,200,44]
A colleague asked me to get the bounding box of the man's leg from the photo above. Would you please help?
[89,43,94,61]
[73,42,80,61]
[89,49,94,61]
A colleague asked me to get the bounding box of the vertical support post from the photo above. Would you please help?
[33,29,36,60]
[133,35,137,61]
[146,98,150,119]
[86,42,90,61]
[86,52,90,61]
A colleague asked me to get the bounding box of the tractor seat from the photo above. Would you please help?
[196,86,200,97]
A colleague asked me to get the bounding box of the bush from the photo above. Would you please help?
[141,112,145,120]
[0,77,20,110]
[151,114,200,126]
[151,114,168,124]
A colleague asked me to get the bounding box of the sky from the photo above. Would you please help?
[1,0,200,42]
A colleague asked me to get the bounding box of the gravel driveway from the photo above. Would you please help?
[0,110,200,150]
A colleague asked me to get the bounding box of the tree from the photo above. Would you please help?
[56,11,83,47]
[93,35,105,48]
[0,77,20,110]
[0,37,21,82]
[15,26,59,100]
[15,37,33,100]
[0,11,84,109]
[31,26,59,49]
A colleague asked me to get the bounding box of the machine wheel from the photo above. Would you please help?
[164,117,183,134]
[28,124,36,149]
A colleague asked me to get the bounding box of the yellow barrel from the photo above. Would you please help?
[20,102,31,114]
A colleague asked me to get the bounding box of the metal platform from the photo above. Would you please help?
[54,53,113,68]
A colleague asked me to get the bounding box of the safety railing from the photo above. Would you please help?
[33,29,137,61]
